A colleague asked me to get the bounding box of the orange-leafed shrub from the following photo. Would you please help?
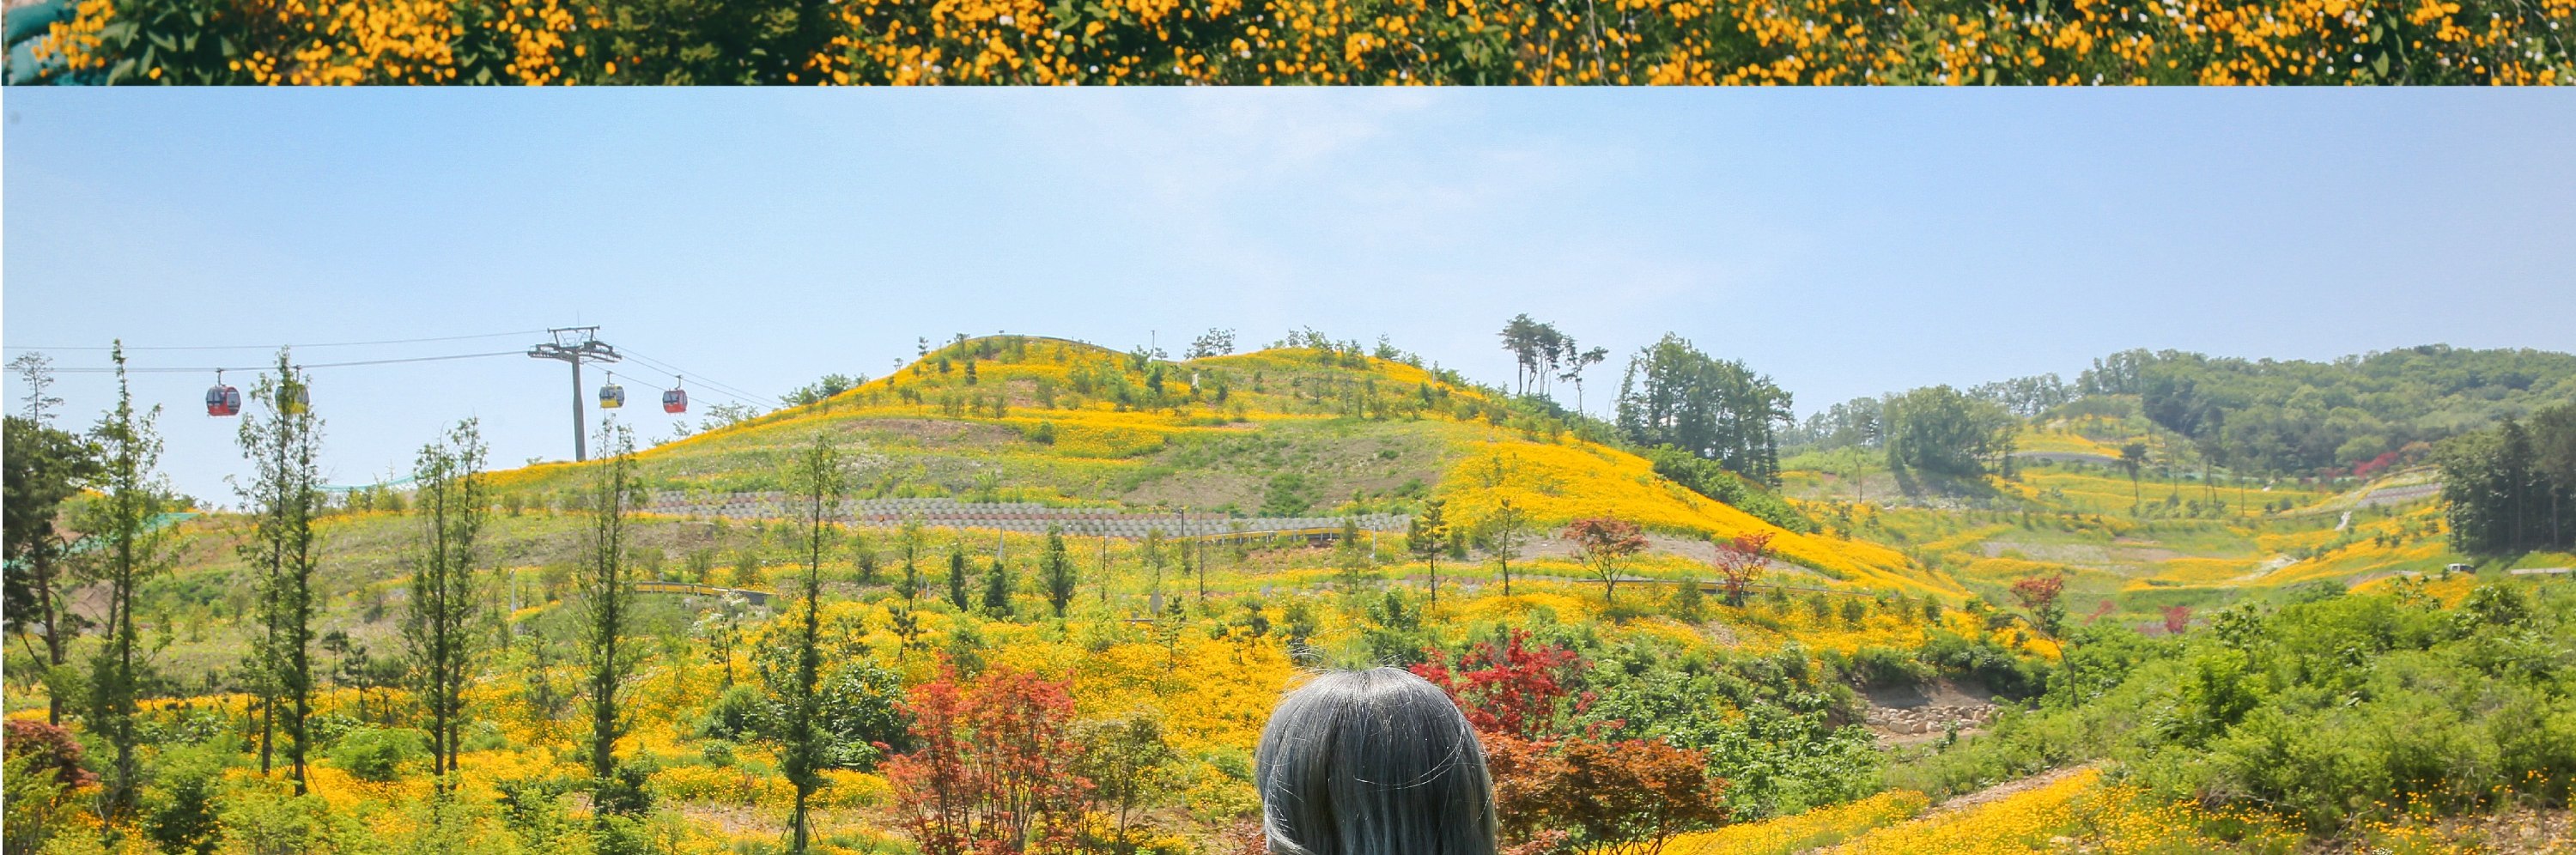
[884,664,1091,855]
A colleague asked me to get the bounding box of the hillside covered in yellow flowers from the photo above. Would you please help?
[486,336,1940,597]
[8,332,2574,855]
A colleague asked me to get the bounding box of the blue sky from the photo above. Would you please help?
[5,89,2572,502]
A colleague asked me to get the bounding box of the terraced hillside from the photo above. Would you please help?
[479,336,1930,592]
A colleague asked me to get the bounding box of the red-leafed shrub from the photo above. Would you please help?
[884,664,1091,854]
[1564,518,1649,603]
[1485,732,1728,855]
[1409,628,1589,740]
[1710,531,1774,607]
[2009,573,2068,635]
[3,719,97,788]
[1417,633,1728,853]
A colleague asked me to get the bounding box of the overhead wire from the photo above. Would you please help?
[43,350,527,373]
[573,352,768,412]
[24,330,796,415]
[614,347,782,407]
[4,330,548,352]
[612,349,764,403]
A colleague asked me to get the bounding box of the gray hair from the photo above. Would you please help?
[1254,667,1499,855]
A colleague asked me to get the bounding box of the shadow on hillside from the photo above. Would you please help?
[1886,466,2008,506]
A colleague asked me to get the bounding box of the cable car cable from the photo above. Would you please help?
[37,339,783,416]
[42,350,527,373]
[549,350,767,412]
[4,330,548,352]
[612,348,781,407]
[614,349,771,404]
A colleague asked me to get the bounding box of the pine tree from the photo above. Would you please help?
[1407,500,1449,604]
[1042,527,1077,619]
[5,353,102,728]
[1487,498,1528,597]
[946,541,971,609]
[982,555,1012,616]
[896,518,925,602]
[77,343,173,832]
[236,352,323,791]
[781,433,845,853]
[581,423,641,785]
[404,419,486,795]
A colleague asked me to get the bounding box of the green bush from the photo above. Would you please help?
[217,787,342,855]
[3,753,76,855]
[1916,630,2047,699]
[696,684,775,742]
[2116,581,2576,830]
[1844,646,1933,688]
[1894,579,2575,836]
[144,741,232,855]
[327,727,428,782]
[1576,634,1877,818]
[1643,446,1815,533]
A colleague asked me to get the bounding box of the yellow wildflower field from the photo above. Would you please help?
[1664,789,1931,855]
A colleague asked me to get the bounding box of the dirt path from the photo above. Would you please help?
[1916,762,2105,818]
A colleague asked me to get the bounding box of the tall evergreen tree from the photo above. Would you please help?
[1408,500,1449,604]
[781,433,846,853]
[1498,314,1578,397]
[945,540,971,609]
[581,422,641,783]
[77,343,174,832]
[981,555,1012,616]
[2536,405,2576,549]
[1558,345,1610,415]
[235,352,323,791]
[404,419,486,795]
[896,518,925,603]
[1042,526,1077,619]
[4,353,102,727]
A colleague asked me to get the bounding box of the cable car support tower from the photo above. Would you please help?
[528,326,620,461]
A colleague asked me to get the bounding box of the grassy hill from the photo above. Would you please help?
[477,336,1929,593]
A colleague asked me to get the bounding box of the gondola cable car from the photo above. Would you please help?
[598,372,626,409]
[281,373,311,415]
[205,370,241,417]
[662,377,688,414]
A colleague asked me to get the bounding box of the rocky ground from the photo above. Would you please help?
[1862,679,2005,743]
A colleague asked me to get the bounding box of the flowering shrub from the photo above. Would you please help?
[1828,767,2102,853]
[1661,789,1930,855]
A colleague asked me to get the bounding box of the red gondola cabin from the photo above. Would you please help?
[206,384,242,417]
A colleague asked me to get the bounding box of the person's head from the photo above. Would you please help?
[1254,667,1498,855]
